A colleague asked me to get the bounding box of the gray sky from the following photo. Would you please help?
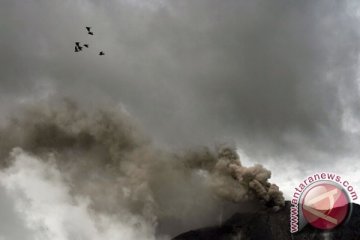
[1,0,360,199]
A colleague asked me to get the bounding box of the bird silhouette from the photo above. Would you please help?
[86,27,94,35]
[73,27,102,55]
[75,42,83,51]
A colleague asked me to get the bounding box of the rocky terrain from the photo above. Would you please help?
[173,201,360,240]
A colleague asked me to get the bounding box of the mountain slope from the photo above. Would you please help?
[173,202,360,240]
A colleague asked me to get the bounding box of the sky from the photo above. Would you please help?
[1,0,360,238]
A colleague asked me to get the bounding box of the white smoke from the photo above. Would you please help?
[0,148,164,240]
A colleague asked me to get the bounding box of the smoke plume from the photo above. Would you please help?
[0,100,284,238]
[210,148,284,209]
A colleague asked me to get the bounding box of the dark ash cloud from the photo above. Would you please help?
[0,100,284,237]
[1,0,360,238]
[1,0,360,165]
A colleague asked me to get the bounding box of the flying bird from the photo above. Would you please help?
[75,42,83,51]
[73,27,101,54]
[86,27,94,35]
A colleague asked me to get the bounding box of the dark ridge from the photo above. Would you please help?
[173,201,360,240]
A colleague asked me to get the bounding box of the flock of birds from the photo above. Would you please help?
[75,27,105,56]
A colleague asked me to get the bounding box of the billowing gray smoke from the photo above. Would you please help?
[210,148,284,209]
[0,100,284,237]
[181,147,285,209]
